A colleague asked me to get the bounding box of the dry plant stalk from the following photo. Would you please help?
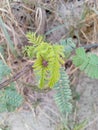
[0,62,34,89]
[35,7,46,35]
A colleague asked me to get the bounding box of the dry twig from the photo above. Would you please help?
[0,62,34,89]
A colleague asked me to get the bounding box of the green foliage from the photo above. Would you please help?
[0,83,23,112]
[24,46,35,58]
[25,32,98,129]
[25,32,64,88]
[56,119,87,130]
[0,60,11,81]
[62,120,87,130]
[26,32,44,45]
[72,47,98,78]
[60,38,76,58]
[0,60,23,112]
[73,120,87,130]
[54,67,72,115]
[25,33,73,126]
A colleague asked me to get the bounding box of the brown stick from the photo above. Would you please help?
[83,44,98,50]
[0,62,34,89]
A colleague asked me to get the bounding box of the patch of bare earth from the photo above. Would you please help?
[76,74,98,130]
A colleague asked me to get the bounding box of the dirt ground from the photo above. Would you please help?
[75,74,98,130]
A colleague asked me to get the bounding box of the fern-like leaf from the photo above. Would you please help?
[60,38,76,58]
[54,68,72,115]
[5,90,23,108]
[24,46,35,58]
[48,45,64,87]
[26,32,44,45]
[0,84,23,112]
[26,33,65,88]
[73,120,87,130]
[72,47,98,78]
[0,60,11,82]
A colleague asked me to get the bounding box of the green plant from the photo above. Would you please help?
[25,32,98,129]
[24,32,74,127]
[25,32,64,88]
[0,52,23,112]
[0,83,23,112]
[54,68,72,130]
[72,47,98,78]
[56,120,87,130]
[54,68,72,116]
[72,120,87,130]
[60,38,76,58]
[0,60,11,81]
